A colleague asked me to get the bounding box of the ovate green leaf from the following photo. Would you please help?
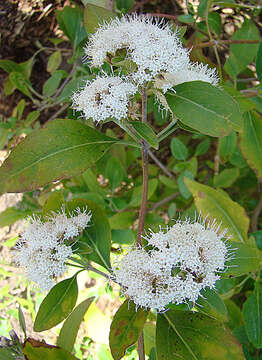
[239,111,262,180]
[34,275,78,332]
[243,284,262,348]
[84,4,115,34]
[0,119,117,193]
[185,178,249,242]
[109,300,149,360]
[166,81,242,137]
[57,296,94,352]
[156,310,244,359]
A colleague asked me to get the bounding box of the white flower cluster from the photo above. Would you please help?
[72,14,218,123]
[113,218,231,311]
[85,15,190,87]
[13,207,92,290]
[72,76,137,123]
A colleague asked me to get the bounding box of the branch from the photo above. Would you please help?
[148,149,176,180]
[149,192,180,212]
[136,88,148,360]
[195,39,260,49]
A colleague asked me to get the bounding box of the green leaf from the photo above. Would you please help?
[171,138,188,160]
[144,322,156,356]
[256,41,262,82]
[0,119,117,193]
[106,157,126,190]
[43,70,63,97]
[214,168,239,188]
[185,178,249,243]
[116,0,134,11]
[130,178,158,207]
[4,76,16,96]
[208,12,222,35]
[0,207,33,227]
[9,72,32,98]
[109,211,134,230]
[178,14,195,23]
[223,85,256,114]
[18,306,27,338]
[68,199,111,270]
[218,131,237,163]
[156,310,244,359]
[57,77,88,103]
[23,339,78,360]
[239,111,262,180]
[225,19,260,79]
[33,275,78,332]
[131,121,159,150]
[42,191,65,218]
[56,5,87,51]
[57,296,94,352]
[0,126,9,150]
[195,138,210,156]
[0,59,22,74]
[84,4,115,34]
[109,300,149,360]
[243,284,262,348]
[226,242,262,277]
[197,288,228,322]
[25,111,40,126]
[166,81,242,137]
[0,348,16,360]
[112,229,135,244]
[47,51,62,73]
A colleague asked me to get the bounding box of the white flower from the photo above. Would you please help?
[113,218,231,311]
[84,14,190,89]
[13,207,92,290]
[162,62,219,87]
[72,75,137,123]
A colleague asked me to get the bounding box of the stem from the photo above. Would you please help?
[195,39,260,48]
[148,149,175,179]
[136,88,148,360]
[138,332,145,360]
[137,88,149,247]
[149,192,179,212]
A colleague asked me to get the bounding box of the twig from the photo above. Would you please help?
[46,104,68,123]
[87,264,110,279]
[53,64,77,99]
[149,192,180,211]
[136,88,148,360]
[137,89,149,246]
[251,195,262,232]
[195,39,260,49]
[138,333,145,360]
[148,149,175,180]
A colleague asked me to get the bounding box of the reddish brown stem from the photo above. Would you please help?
[136,88,148,360]
[137,88,148,247]
[195,39,260,48]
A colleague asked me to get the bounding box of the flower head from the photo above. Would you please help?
[13,207,92,290]
[84,14,190,88]
[113,217,232,311]
[72,75,137,123]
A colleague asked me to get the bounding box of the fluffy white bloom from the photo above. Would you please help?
[164,62,219,87]
[84,15,190,89]
[72,76,137,123]
[84,15,218,92]
[13,207,92,290]
[113,218,231,311]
